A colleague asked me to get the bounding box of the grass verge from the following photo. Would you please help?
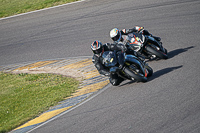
[0,0,79,18]
[0,72,79,133]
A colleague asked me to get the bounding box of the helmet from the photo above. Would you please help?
[110,28,121,43]
[91,40,103,54]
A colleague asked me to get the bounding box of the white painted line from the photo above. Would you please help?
[0,0,86,21]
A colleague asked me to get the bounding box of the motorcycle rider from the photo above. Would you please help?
[91,40,127,86]
[110,26,161,43]
[109,26,164,59]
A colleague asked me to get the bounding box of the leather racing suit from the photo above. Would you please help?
[92,43,126,86]
[120,26,161,42]
[115,26,162,59]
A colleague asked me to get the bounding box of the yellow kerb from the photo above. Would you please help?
[68,80,109,99]
[14,60,58,70]
[62,59,93,69]
[14,106,72,130]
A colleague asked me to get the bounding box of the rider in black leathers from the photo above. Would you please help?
[91,40,127,86]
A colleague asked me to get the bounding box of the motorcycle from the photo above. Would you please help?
[123,32,168,60]
[102,51,153,83]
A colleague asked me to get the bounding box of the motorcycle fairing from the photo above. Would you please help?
[125,55,146,75]
[125,33,145,52]
[102,51,118,67]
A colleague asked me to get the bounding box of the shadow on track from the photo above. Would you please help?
[148,65,183,81]
[118,65,183,87]
[168,46,194,59]
[145,46,194,63]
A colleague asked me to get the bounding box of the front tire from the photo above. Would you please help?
[164,48,168,54]
[145,65,153,77]
[145,45,168,59]
[124,67,147,82]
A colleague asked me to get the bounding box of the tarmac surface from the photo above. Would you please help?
[1,0,200,132]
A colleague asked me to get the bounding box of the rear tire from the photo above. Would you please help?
[124,67,147,82]
[146,45,168,59]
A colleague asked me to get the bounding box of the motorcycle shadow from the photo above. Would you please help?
[167,46,194,59]
[148,65,183,82]
[145,46,194,62]
[118,65,183,87]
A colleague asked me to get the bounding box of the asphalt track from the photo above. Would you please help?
[1,0,200,132]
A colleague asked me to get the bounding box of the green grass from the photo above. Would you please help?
[0,0,79,18]
[0,72,79,133]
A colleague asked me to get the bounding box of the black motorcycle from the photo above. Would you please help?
[102,51,153,83]
[124,32,168,60]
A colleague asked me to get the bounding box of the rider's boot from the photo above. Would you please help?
[151,36,161,42]
[109,73,124,86]
[143,30,161,42]
[147,36,164,51]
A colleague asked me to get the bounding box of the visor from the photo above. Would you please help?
[111,32,121,42]
[93,47,102,54]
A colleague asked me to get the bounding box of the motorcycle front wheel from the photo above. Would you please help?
[144,64,153,77]
[123,67,147,82]
[145,45,168,59]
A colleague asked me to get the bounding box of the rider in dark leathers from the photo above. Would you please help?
[91,40,127,86]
